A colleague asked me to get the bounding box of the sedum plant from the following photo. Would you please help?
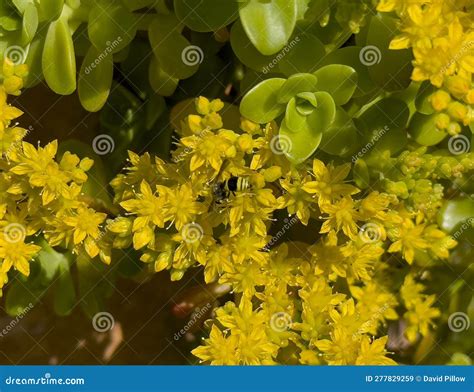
[0,0,473,366]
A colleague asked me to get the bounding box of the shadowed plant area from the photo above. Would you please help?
[0,0,473,366]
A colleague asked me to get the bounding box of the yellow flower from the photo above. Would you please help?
[278,175,315,225]
[316,327,359,365]
[0,236,40,276]
[356,336,397,365]
[302,159,359,206]
[387,215,428,264]
[179,129,237,173]
[404,295,440,342]
[0,87,23,132]
[320,197,360,238]
[63,206,107,257]
[120,180,166,249]
[158,183,205,230]
[191,325,240,365]
[309,230,346,280]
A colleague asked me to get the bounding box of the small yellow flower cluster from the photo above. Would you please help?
[0,68,109,295]
[377,0,473,134]
[110,98,459,364]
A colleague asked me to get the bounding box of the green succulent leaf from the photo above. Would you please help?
[78,45,114,112]
[240,78,286,123]
[316,46,377,97]
[320,107,360,156]
[366,14,413,91]
[408,113,447,146]
[280,118,322,165]
[149,16,199,80]
[356,98,409,155]
[438,199,474,233]
[230,21,277,73]
[415,81,436,115]
[122,0,157,11]
[37,0,64,22]
[313,64,358,105]
[21,3,38,45]
[24,34,45,87]
[280,91,336,164]
[239,0,298,55]
[278,32,325,76]
[174,0,239,32]
[277,73,318,104]
[149,56,179,96]
[88,2,137,53]
[42,17,76,95]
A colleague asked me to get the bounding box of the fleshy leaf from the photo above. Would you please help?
[42,17,76,95]
[313,64,358,105]
[408,113,447,146]
[320,107,360,156]
[174,0,239,32]
[240,78,286,123]
[78,45,114,112]
[277,73,318,103]
[239,0,297,55]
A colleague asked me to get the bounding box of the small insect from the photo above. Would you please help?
[212,176,251,203]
